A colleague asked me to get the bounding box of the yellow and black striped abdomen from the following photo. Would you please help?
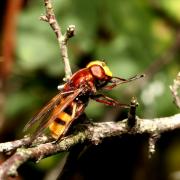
[49,111,72,139]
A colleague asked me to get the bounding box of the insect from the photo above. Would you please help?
[24,60,144,142]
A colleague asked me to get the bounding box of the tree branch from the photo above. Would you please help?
[0,135,51,154]
[0,113,180,179]
[40,0,75,81]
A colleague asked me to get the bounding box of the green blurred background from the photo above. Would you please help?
[0,0,180,179]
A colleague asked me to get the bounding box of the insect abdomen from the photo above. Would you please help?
[49,111,72,139]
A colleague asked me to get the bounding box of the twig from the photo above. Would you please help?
[40,0,75,81]
[0,135,50,153]
[170,72,180,108]
[127,97,139,128]
[148,133,160,158]
[0,113,180,179]
[0,136,30,154]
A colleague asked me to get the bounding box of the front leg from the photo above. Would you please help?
[91,94,129,108]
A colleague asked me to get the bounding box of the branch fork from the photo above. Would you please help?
[39,0,75,81]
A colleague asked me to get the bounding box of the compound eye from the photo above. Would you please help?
[90,65,105,79]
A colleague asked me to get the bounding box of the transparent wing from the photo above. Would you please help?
[26,88,83,142]
[23,93,63,132]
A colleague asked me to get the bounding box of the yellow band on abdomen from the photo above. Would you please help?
[49,112,72,139]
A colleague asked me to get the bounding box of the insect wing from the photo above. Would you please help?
[29,88,83,141]
[23,93,63,132]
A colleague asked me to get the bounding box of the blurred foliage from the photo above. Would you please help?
[2,0,180,179]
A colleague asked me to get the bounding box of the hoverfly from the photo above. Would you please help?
[24,60,144,142]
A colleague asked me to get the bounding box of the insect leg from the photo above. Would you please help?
[92,94,129,108]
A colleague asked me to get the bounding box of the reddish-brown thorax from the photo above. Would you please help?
[63,68,93,91]
[63,65,111,93]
